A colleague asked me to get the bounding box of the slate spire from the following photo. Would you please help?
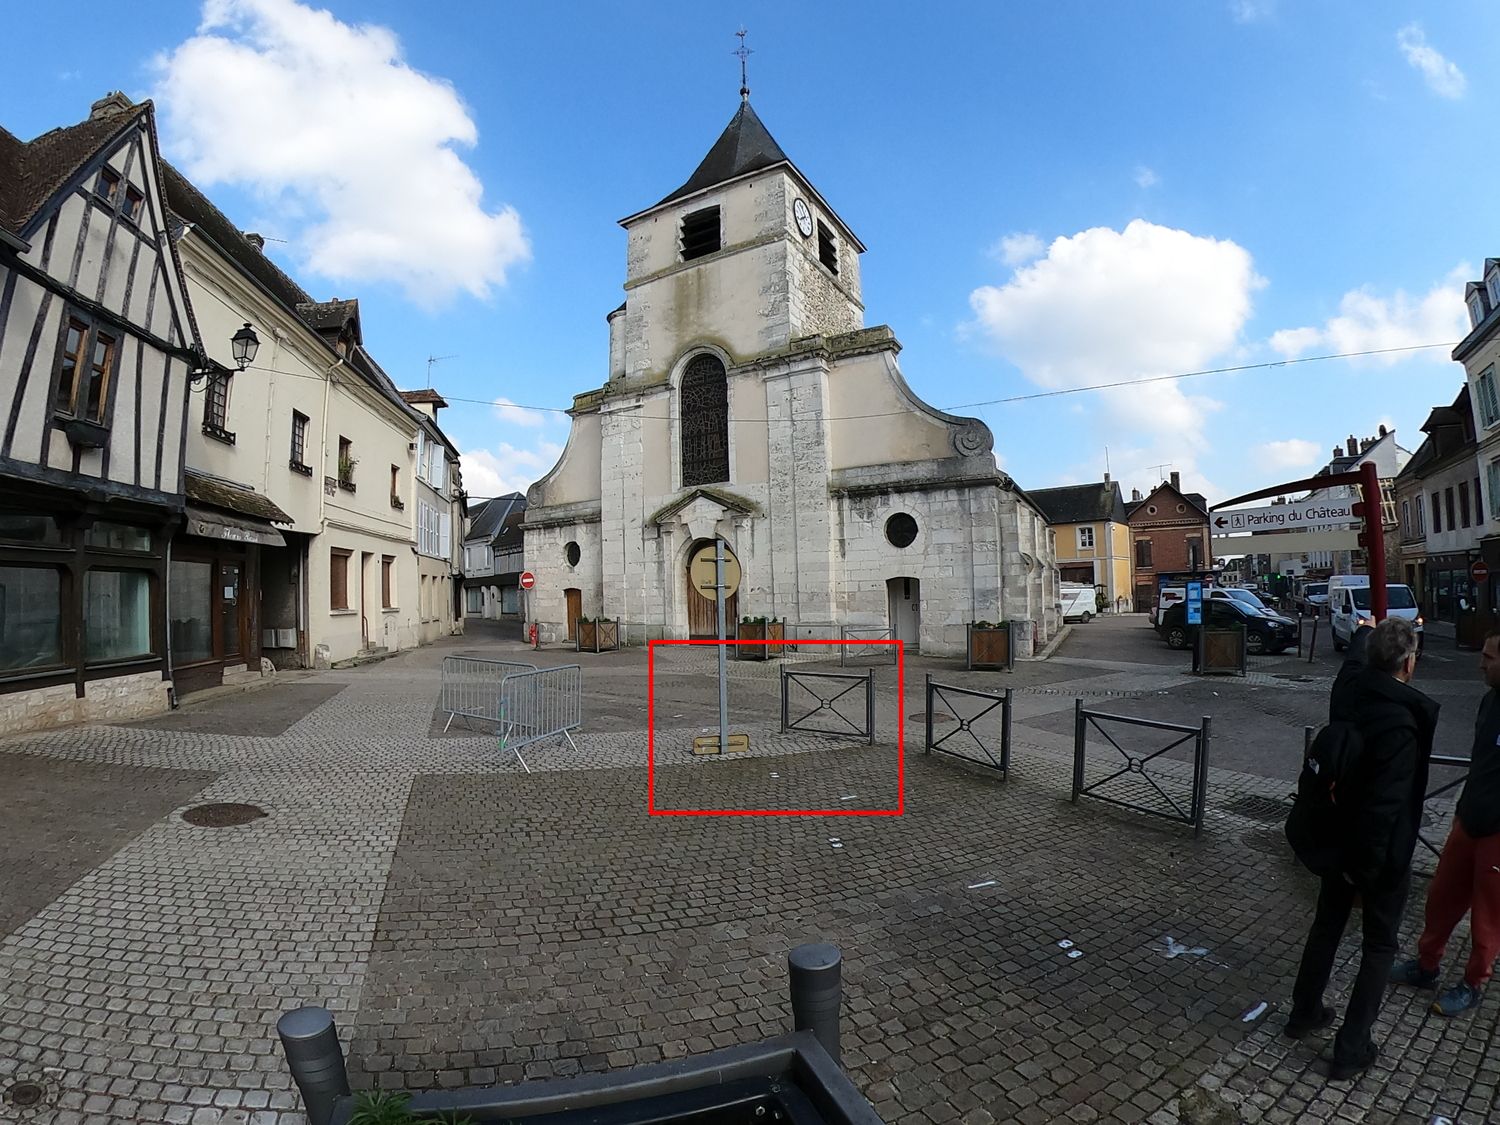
[650,100,791,211]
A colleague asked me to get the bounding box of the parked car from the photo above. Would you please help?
[1156,598,1299,655]
[1218,587,1297,626]
[1059,583,1097,623]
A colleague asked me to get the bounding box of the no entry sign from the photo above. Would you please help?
[519,571,536,590]
[1472,561,1490,585]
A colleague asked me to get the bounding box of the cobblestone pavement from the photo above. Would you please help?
[0,617,1495,1124]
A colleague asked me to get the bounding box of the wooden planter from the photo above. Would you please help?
[1194,626,1245,676]
[967,623,1013,671]
[576,619,620,653]
[737,620,784,660]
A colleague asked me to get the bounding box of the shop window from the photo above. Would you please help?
[85,521,152,552]
[0,565,63,672]
[330,549,350,610]
[0,513,63,546]
[169,559,213,664]
[84,570,153,663]
[382,556,394,609]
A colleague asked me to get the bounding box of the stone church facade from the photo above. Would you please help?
[523,99,1058,656]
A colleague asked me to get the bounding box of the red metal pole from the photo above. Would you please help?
[1360,460,1388,622]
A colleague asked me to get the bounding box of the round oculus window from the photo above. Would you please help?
[1176,503,1186,513]
[885,513,918,548]
[1147,505,1158,515]
[565,541,580,567]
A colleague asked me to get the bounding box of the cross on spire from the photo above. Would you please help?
[733,27,753,100]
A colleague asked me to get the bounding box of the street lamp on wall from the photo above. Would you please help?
[230,322,260,371]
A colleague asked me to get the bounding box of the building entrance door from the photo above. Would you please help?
[686,542,740,638]
[887,577,921,652]
[565,588,582,641]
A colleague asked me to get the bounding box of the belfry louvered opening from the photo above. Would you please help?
[680,206,721,261]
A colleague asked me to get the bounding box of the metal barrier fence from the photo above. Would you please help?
[500,664,583,772]
[924,677,1010,777]
[839,625,897,666]
[441,655,537,731]
[1072,700,1211,835]
[781,669,875,745]
[1418,754,1470,859]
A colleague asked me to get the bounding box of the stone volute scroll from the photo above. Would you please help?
[951,419,994,457]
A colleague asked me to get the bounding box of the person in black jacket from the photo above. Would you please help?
[1390,628,1500,1016]
[1285,617,1438,1081]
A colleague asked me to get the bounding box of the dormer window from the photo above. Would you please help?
[680,206,721,261]
[94,168,120,205]
[817,221,838,275]
[1488,269,1500,311]
[1471,293,1487,329]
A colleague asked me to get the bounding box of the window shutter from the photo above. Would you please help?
[440,512,451,558]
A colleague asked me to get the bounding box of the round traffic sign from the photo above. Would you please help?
[688,543,741,600]
[1472,561,1490,584]
[519,570,536,590]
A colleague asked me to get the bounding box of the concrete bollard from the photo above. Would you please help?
[789,942,842,1064]
[277,1006,350,1125]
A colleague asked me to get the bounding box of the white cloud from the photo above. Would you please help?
[491,397,552,428]
[969,219,1262,503]
[152,0,530,305]
[1133,165,1159,189]
[461,439,563,499]
[1255,438,1322,471]
[1269,266,1469,362]
[1230,0,1275,23]
[990,232,1045,267]
[1397,24,1467,99]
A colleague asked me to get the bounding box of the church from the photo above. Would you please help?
[522,94,1059,656]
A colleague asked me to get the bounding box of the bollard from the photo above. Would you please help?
[277,1007,350,1125]
[789,942,842,1064]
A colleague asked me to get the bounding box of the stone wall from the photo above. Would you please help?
[0,671,171,736]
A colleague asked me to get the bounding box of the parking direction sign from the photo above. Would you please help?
[1211,499,1356,533]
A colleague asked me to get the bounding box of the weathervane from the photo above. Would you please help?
[734,27,752,100]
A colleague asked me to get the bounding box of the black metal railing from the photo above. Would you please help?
[924,677,1010,776]
[839,626,897,667]
[1418,754,1470,859]
[781,669,875,745]
[1072,700,1211,835]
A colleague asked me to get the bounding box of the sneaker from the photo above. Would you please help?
[1432,981,1483,1017]
[1284,1003,1335,1039]
[1324,1042,1378,1082]
[1389,957,1440,989]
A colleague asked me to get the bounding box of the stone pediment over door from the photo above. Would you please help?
[649,487,760,542]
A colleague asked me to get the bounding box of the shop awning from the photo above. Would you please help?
[184,504,286,547]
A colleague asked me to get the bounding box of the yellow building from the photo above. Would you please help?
[1030,479,1134,612]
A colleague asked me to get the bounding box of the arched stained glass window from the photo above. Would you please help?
[680,354,729,487]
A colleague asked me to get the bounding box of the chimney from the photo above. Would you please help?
[1132,488,1142,502]
[1103,471,1111,484]
[1378,424,1388,437]
[243,232,265,251]
[1170,471,1181,490]
[1347,436,1358,457]
[1360,438,1373,453]
[90,91,134,120]
[1333,447,1341,459]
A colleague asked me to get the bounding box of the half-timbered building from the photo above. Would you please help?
[0,94,199,732]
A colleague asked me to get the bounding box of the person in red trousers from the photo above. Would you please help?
[1390,630,1500,1016]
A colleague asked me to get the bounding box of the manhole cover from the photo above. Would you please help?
[1220,794,1290,823]
[181,802,267,827]
[911,712,954,723]
[6,1081,45,1108]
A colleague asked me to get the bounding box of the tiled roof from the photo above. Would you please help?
[185,470,293,524]
[400,388,448,408]
[0,105,149,237]
[650,100,790,211]
[1028,482,1127,525]
[296,298,361,342]
[465,492,525,542]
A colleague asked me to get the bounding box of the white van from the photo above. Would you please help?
[1327,575,1424,651]
[1060,584,1097,623]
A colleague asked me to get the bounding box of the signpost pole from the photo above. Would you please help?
[1359,461,1388,622]
[715,538,729,754]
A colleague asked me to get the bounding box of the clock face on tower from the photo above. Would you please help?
[792,197,813,238]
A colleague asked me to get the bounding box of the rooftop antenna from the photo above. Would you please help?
[1146,462,1173,482]
[1105,445,1110,477]
[426,354,458,383]
[734,27,753,100]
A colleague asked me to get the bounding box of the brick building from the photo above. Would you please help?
[1126,472,1211,612]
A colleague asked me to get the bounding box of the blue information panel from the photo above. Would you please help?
[1186,581,1203,626]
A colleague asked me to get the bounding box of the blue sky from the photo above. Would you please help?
[5,0,1495,503]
